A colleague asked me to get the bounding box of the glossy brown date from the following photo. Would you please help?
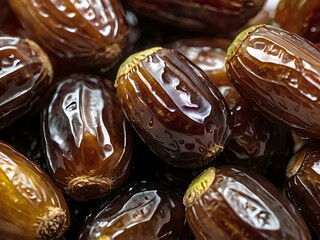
[42,74,133,201]
[0,35,53,129]
[115,47,232,168]
[124,0,266,34]
[226,24,320,139]
[285,141,320,238]
[169,37,293,185]
[274,0,320,43]
[9,0,129,69]
[79,181,185,240]
[184,166,312,240]
[0,141,70,240]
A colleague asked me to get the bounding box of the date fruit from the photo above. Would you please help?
[115,47,232,168]
[184,166,312,240]
[9,0,129,69]
[226,24,320,139]
[0,141,70,240]
[285,141,320,238]
[42,74,133,201]
[124,0,266,34]
[79,181,185,240]
[0,35,53,129]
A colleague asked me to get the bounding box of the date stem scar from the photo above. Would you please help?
[226,24,265,64]
[114,47,162,87]
[183,167,216,207]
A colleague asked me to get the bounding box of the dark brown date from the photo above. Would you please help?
[42,74,133,201]
[124,0,266,34]
[169,37,293,185]
[115,47,232,168]
[0,35,53,129]
[9,0,129,69]
[226,24,320,139]
[0,141,70,240]
[285,141,320,238]
[274,0,320,43]
[184,166,312,240]
[79,181,185,240]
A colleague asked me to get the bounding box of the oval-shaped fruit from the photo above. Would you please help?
[274,0,320,43]
[0,35,53,129]
[42,74,133,201]
[226,24,320,139]
[79,181,185,240]
[285,141,320,238]
[183,166,312,240]
[115,47,232,168]
[124,0,266,34]
[0,141,70,240]
[9,0,129,69]
[170,38,293,185]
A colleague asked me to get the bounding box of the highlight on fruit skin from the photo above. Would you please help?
[42,74,133,201]
[9,0,129,69]
[0,141,70,240]
[115,47,232,168]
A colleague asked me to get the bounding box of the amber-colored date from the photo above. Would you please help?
[124,0,266,34]
[115,47,232,168]
[285,141,320,238]
[0,35,53,129]
[0,141,70,240]
[184,166,312,240]
[42,74,133,201]
[9,0,129,69]
[226,24,320,139]
[79,181,185,240]
[274,0,320,43]
[170,37,293,185]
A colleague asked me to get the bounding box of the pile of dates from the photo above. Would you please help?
[0,0,320,239]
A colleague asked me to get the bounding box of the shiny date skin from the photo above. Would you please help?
[123,0,266,34]
[226,24,320,139]
[183,166,312,240]
[285,141,320,238]
[9,0,129,69]
[42,74,133,201]
[0,35,53,129]
[79,181,185,240]
[274,0,320,43]
[0,141,70,240]
[115,47,232,168]
[169,38,293,185]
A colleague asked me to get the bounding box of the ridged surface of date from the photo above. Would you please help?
[42,74,133,201]
[115,47,232,168]
[183,166,312,240]
[0,141,70,240]
[9,0,128,69]
[0,36,52,129]
[226,24,320,139]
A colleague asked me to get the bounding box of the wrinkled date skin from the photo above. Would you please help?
[42,74,133,201]
[123,0,266,34]
[226,24,320,139]
[115,47,232,168]
[274,0,320,43]
[285,141,320,238]
[0,141,70,240]
[170,38,293,185]
[0,36,53,129]
[79,181,185,240]
[9,0,129,69]
[183,166,312,240]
